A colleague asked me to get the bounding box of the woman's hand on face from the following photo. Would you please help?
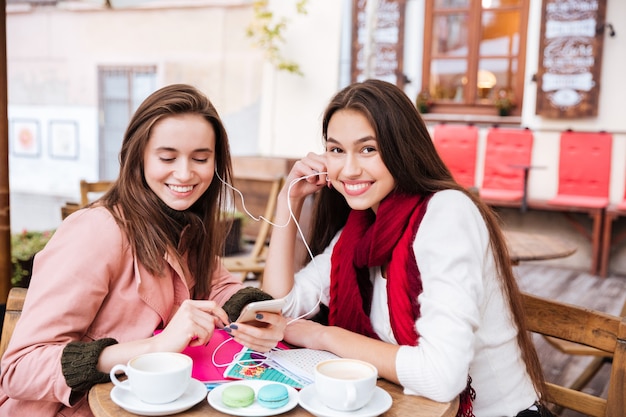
[225,312,287,353]
[153,299,230,352]
[284,153,330,200]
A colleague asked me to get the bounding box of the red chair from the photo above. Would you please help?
[529,130,612,275]
[549,131,612,207]
[432,124,478,189]
[599,186,626,277]
[480,127,534,210]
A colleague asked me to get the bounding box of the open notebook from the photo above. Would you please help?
[174,329,339,388]
[266,348,339,385]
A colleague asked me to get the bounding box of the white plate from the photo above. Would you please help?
[207,380,299,416]
[110,378,207,416]
[298,384,392,417]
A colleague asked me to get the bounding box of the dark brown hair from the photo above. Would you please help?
[99,84,233,299]
[308,79,547,400]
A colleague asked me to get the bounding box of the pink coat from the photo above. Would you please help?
[0,207,243,416]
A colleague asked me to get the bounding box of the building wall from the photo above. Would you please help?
[257,0,626,276]
[7,0,626,275]
[7,1,263,203]
[257,0,343,157]
[520,0,626,203]
[263,0,626,204]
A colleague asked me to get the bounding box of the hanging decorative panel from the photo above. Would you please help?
[351,0,407,87]
[535,0,608,118]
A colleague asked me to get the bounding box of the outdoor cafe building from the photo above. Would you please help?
[5,0,626,282]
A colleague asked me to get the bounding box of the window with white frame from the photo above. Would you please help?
[98,66,156,180]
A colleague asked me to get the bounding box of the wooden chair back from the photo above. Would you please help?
[432,124,479,189]
[522,292,626,417]
[230,175,284,256]
[222,175,285,281]
[541,294,626,411]
[80,180,114,206]
[480,127,533,202]
[0,287,27,360]
[61,180,114,219]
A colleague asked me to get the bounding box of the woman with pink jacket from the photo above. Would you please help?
[0,84,285,416]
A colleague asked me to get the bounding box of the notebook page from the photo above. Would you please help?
[267,348,339,384]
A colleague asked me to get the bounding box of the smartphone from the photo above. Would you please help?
[236,298,286,323]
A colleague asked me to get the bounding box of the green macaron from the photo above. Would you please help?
[257,383,290,409]
[221,384,255,408]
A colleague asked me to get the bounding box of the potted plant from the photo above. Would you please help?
[11,229,55,287]
[416,89,434,113]
[494,88,515,116]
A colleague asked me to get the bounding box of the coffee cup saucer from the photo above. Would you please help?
[298,384,392,417]
[110,378,207,416]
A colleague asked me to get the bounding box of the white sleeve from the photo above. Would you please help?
[282,232,340,319]
[395,190,488,402]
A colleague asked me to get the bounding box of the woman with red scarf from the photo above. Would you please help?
[262,80,552,417]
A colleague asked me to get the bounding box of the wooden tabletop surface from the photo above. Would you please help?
[89,379,459,417]
[504,229,577,264]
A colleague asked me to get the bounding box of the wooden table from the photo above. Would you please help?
[504,229,577,265]
[89,379,459,417]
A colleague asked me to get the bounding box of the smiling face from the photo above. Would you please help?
[143,113,216,211]
[325,109,396,213]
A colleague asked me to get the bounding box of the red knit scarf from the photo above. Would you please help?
[329,191,430,342]
[328,190,474,417]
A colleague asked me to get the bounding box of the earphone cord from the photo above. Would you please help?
[210,171,328,368]
[215,169,324,266]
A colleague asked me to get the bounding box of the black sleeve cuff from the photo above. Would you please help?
[222,287,274,322]
[61,338,118,397]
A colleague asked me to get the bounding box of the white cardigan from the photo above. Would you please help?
[283,190,538,417]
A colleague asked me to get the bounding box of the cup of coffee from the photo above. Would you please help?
[314,358,377,411]
[109,352,192,404]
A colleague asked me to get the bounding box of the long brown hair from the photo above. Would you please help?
[308,79,547,400]
[99,84,233,299]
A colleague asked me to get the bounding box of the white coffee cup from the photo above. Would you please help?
[109,352,192,404]
[314,358,378,411]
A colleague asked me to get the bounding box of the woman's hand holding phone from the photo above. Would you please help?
[235,298,286,323]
